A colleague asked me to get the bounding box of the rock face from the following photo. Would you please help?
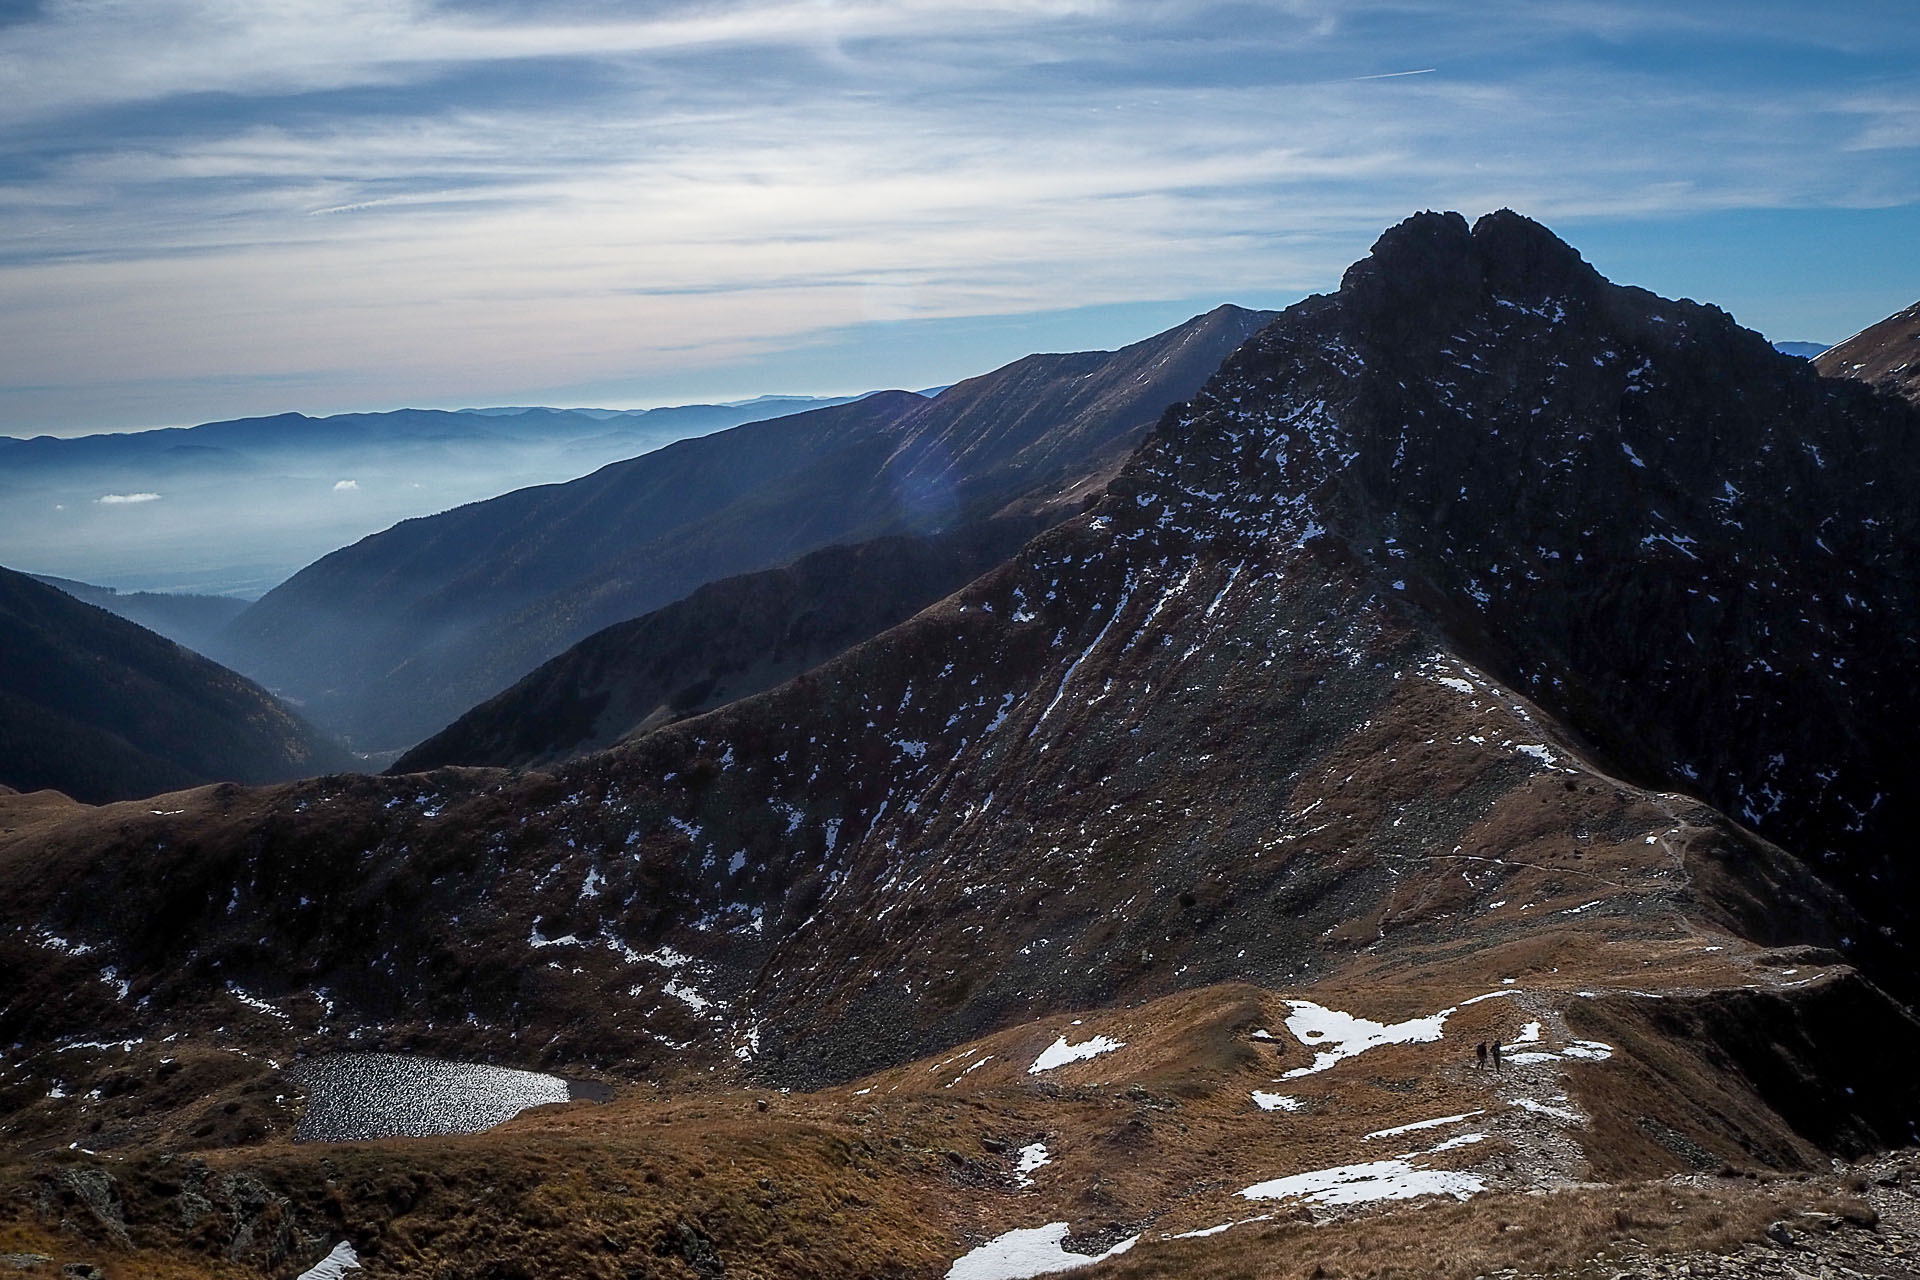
[391,515,1053,773]
[0,565,350,803]
[208,305,1274,753]
[1816,299,1920,405]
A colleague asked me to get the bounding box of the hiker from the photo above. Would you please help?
[1492,1039,1503,1072]
[1475,1041,1487,1071]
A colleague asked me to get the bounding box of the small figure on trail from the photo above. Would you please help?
[1475,1041,1488,1071]
[1492,1039,1504,1073]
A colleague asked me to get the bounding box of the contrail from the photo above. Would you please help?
[1353,67,1437,80]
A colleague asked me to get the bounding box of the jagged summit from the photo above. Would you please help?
[1130,210,1920,979]
[1334,210,1608,347]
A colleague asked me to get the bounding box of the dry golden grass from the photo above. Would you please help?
[1085,1179,1872,1280]
[0,927,1889,1279]
[0,1218,255,1279]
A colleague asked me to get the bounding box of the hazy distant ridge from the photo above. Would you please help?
[0,396,855,597]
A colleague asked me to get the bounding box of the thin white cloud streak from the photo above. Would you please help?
[0,0,1129,127]
[0,0,1916,427]
[96,492,161,503]
[1,76,1910,405]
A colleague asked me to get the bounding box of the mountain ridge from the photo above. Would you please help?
[391,514,1057,773]
[209,305,1275,752]
[1815,298,1920,405]
[5,215,1908,1070]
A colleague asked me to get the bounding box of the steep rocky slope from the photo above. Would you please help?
[392,515,1052,773]
[2,214,1918,1279]
[208,306,1273,754]
[1816,298,1920,405]
[0,566,350,803]
[1174,211,1920,975]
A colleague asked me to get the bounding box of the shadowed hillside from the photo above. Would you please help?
[208,305,1275,753]
[392,515,1053,773]
[27,573,246,652]
[0,566,351,803]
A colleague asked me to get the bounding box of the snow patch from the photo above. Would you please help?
[1280,1000,1451,1078]
[1014,1142,1051,1188]
[1363,1111,1482,1141]
[1240,1158,1484,1206]
[1504,1039,1614,1066]
[947,1223,1139,1280]
[662,978,713,1012]
[297,1242,362,1280]
[1252,1091,1303,1112]
[1028,1034,1124,1074]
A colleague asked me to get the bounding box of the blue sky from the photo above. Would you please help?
[1,0,1916,434]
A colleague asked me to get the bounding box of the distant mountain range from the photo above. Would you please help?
[0,565,350,803]
[1772,340,1832,358]
[0,396,854,598]
[207,305,1274,753]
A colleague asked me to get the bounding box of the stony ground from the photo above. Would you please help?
[1590,1153,1920,1280]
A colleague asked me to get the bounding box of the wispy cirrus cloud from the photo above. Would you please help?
[0,0,1915,432]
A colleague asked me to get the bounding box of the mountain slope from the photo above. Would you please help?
[0,566,351,803]
[1815,299,1920,405]
[4,216,1904,1073]
[27,574,247,651]
[1197,210,1920,962]
[391,515,1052,773]
[210,306,1273,752]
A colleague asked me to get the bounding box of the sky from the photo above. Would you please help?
[1,0,1917,436]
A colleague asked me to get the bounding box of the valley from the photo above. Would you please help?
[1,212,1918,1279]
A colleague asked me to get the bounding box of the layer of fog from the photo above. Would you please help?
[0,399,845,597]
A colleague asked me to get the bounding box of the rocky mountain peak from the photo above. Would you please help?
[1125,214,1920,985]
[1468,208,1607,307]
[1335,209,1605,352]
